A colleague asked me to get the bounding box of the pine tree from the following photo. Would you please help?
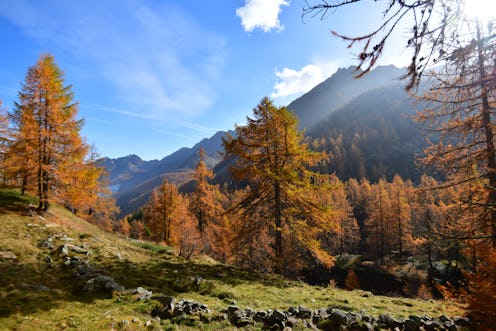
[8,54,89,211]
[223,97,333,274]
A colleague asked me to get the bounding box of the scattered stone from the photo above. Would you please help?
[19,284,51,292]
[145,296,472,331]
[152,295,175,311]
[405,317,421,331]
[54,244,70,257]
[297,306,313,319]
[60,235,75,241]
[0,251,17,260]
[119,319,129,327]
[38,238,55,250]
[83,275,124,295]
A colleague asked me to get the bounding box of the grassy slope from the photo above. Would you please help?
[0,188,465,330]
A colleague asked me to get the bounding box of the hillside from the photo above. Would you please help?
[306,83,427,182]
[0,188,468,330]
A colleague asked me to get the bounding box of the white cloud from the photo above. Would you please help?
[271,64,324,98]
[236,0,289,33]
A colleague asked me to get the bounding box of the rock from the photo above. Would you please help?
[329,308,347,327]
[267,309,287,329]
[38,238,55,250]
[453,316,471,327]
[286,316,299,327]
[235,316,252,327]
[54,245,70,257]
[348,320,373,331]
[135,287,152,301]
[444,320,458,331]
[83,275,124,295]
[272,309,286,322]
[405,318,421,331]
[0,251,17,260]
[297,306,313,319]
[119,319,129,327]
[64,257,72,266]
[20,284,51,292]
[254,310,268,323]
[60,235,75,241]
[287,307,298,316]
[379,313,402,329]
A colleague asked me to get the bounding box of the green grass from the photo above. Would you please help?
[0,188,466,330]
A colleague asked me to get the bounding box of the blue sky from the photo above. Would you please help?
[0,0,410,160]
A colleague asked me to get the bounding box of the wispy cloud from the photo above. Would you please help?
[236,0,289,33]
[271,64,324,98]
[271,59,342,101]
[0,0,225,122]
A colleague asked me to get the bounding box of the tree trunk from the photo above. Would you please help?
[476,22,496,247]
[274,180,283,274]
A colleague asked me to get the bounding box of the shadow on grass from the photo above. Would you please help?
[0,188,37,213]
[0,249,291,318]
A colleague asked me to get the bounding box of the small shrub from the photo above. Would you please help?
[416,284,433,300]
[344,270,360,290]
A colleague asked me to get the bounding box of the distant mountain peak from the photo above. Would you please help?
[287,65,405,131]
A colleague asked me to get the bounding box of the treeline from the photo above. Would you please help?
[0,54,118,229]
[123,165,472,275]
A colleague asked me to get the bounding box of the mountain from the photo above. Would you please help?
[306,82,427,182]
[103,65,428,216]
[213,65,428,186]
[287,65,406,131]
[99,130,228,217]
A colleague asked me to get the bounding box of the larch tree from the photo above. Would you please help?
[9,54,90,212]
[0,100,10,182]
[346,177,371,253]
[304,1,496,320]
[189,148,225,256]
[155,178,179,244]
[366,178,392,260]
[223,97,334,275]
[389,175,414,256]
[144,179,179,244]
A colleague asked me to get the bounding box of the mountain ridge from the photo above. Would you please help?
[103,65,423,216]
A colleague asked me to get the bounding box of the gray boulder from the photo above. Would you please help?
[83,275,124,295]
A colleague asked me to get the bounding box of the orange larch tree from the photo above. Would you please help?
[223,97,334,275]
[188,148,226,257]
[9,54,90,212]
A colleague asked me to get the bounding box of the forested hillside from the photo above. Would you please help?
[98,130,227,217]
